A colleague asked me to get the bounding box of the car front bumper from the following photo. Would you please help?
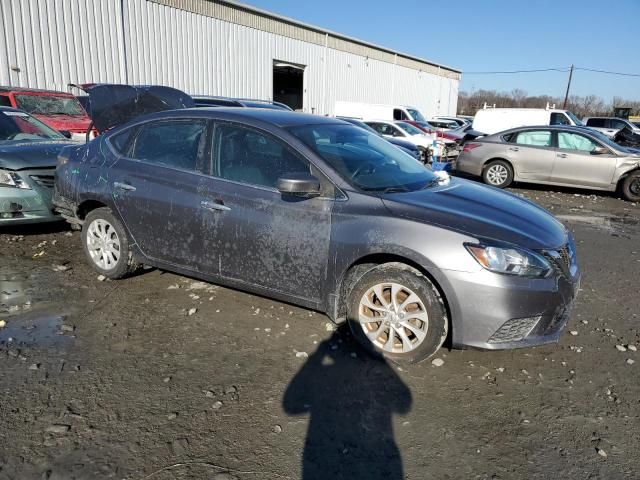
[0,171,61,226]
[443,266,580,350]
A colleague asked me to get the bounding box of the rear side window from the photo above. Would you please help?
[393,109,407,120]
[514,130,552,147]
[0,96,12,107]
[586,118,605,128]
[131,120,206,171]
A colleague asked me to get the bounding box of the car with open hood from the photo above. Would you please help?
[53,85,580,363]
[0,107,76,225]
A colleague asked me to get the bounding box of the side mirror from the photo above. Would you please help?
[591,146,608,155]
[277,173,321,196]
[59,130,72,139]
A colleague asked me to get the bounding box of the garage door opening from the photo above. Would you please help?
[273,61,304,111]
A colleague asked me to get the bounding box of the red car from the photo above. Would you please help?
[0,86,91,141]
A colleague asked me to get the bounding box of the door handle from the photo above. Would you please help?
[508,147,519,152]
[201,200,231,212]
[113,181,136,192]
[557,153,568,158]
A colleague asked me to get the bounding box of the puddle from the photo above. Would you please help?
[0,313,71,348]
[556,213,640,236]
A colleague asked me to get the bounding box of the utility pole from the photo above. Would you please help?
[563,64,574,109]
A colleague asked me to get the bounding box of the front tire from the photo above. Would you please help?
[82,207,138,279]
[621,171,640,202]
[346,264,448,364]
[483,160,513,188]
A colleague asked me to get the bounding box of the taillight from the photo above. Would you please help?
[463,143,482,153]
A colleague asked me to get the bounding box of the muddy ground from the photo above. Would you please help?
[0,185,639,480]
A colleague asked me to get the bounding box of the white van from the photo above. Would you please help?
[334,101,428,123]
[472,107,583,135]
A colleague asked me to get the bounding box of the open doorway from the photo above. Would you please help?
[273,61,304,111]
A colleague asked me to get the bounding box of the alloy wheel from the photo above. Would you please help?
[358,282,429,353]
[486,164,508,185]
[86,218,121,270]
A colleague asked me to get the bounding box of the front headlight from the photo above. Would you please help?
[0,169,30,189]
[465,243,551,278]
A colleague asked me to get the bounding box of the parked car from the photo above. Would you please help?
[53,85,580,363]
[338,117,423,161]
[432,116,471,127]
[583,117,640,139]
[428,118,462,130]
[456,125,640,202]
[334,101,429,123]
[0,107,75,225]
[0,86,91,141]
[365,120,454,159]
[473,107,583,135]
[193,96,292,111]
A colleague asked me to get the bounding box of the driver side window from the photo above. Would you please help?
[213,124,310,189]
[557,132,599,152]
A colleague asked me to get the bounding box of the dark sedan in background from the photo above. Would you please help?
[457,125,640,202]
[53,85,579,363]
[0,107,75,225]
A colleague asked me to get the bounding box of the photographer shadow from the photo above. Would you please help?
[283,329,412,480]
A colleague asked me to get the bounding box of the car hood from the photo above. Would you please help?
[0,140,75,170]
[71,84,195,133]
[382,178,567,250]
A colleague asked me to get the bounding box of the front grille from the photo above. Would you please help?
[488,315,542,343]
[543,239,576,278]
[30,174,55,189]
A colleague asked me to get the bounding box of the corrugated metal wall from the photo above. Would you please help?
[0,0,459,116]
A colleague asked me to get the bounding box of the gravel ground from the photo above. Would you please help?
[0,185,639,480]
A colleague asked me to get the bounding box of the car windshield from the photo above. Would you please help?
[395,122,424,136]
[565,111,583,126]
[15,94,85,116]
[288,124,436,191]
[406,108,427,123]
[0,110,65,141]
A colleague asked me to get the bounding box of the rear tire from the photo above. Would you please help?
[483,160,513,188]
[621,171,640,202]
[346,264,448,364]
[82,207,138,279]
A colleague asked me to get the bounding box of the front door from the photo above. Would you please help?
[551,131,617,188]
[506,129,556,181]
[110,118,215,272]
[201,122,333,303]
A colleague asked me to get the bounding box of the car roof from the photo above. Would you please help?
[0,106,26,113]
[0,86,75,96]
[484,124,611,139]
[127,107,348,128]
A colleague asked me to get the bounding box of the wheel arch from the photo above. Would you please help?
[76,199,109,220]
[483,157,514,172]
[616,167,640,189]
[332,253,453,345]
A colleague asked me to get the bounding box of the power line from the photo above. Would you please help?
[464,66,640,77]
[574,67,640,78]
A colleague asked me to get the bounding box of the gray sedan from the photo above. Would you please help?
[54,87,580,363]
[456,126,640,202]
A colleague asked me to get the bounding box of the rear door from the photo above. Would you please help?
[505,129,556,180]
[550,131,617,188]
[198,122,334,303]
[109,117,215,271]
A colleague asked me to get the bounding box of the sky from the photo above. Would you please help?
[243,0,640,102]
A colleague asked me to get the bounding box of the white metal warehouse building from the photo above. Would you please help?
[0,0,461,116]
